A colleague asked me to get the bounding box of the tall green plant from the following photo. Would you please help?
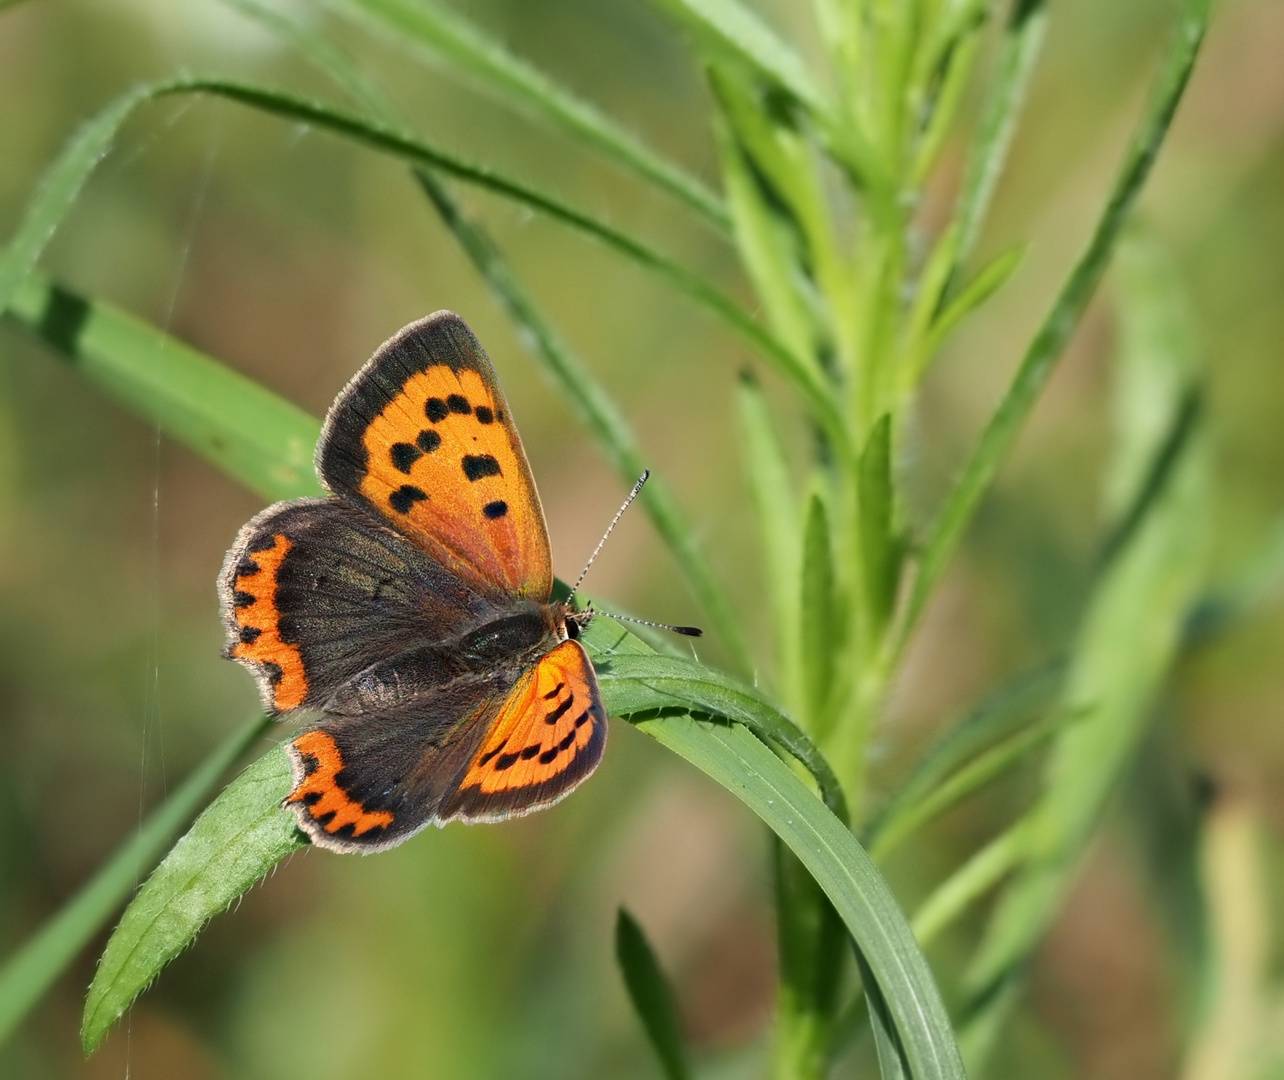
[0,0,1217,1077]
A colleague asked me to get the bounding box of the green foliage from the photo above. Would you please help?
[615,908,692,1080]
[0,0,1231,1075]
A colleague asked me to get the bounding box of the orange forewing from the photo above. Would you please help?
[226,533,309,711]
[448,639,606,816]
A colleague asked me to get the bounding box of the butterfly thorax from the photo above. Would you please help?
[321,598,573,719]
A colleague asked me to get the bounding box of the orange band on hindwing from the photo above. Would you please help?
[228,533,309,711]
[286,730,395,837]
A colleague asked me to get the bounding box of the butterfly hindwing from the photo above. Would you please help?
[443,639,607,822]
[219,497,493,714]
[318,312,552,602]
[281,639,607,851]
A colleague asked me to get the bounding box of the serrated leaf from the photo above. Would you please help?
[81,748,307,1052]
[615,909,691,1080]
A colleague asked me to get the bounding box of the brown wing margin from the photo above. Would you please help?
[316,312,552,602]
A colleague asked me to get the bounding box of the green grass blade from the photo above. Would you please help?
[4,274,323,501]
[911,821,1029,948]
[737,372,802,706]
[865,661,1062,856]
[328,0,727,228]
[413,171,754,676]
[81,747,306,1053]
[871,706,1076,862]
[653,0,825,113]
[615,909,691,1080]
[897,0,1211,659]
[856,949,910,1080]
[799,492,838,732]
[636,715,963,1079]
[858,415,899,635]
[949,0,1048,273]
[0,714,269,1048]
[961,231,1212,1052]
[0,84,154,318]
[0,78,794,407]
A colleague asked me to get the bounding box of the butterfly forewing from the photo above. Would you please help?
[220,498,493,714]
[318,313,552,601]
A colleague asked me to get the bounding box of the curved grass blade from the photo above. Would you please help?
[326,0,727,229]
[4,273,323,501]
[0,713,269,1048]
[636,714,963,1079]
[615,909,691,1080]
[81,747,306,1053]
[414,171,754,676]
[0,77,833,450]
[897,0,1211,659]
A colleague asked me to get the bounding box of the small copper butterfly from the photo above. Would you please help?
[219,313,611,853]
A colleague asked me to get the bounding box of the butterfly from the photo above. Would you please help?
[218,312,610,853]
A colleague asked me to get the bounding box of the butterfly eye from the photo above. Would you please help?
[565,618,581,641]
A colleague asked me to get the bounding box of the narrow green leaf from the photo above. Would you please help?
[800,492,838,732]
[737,372,802,706]
[961,231,1212,1053]
[871,705,1077,862]
[920,244,1025,364]
[0,84,155,318]
[865,661,1062,857]
[414,172,754,676]
[772,842,846,1079]
[0,77,799,417]
[4,274,322,501]
[715,119,817,371]
[949,0,1048,274]
[856,949,910,1080]
[898,0,1211,658]
[634,715,963,1079]
[328,0,728,228]
[911,821,1029,947]
[81,748,306,1053]
[858,415,899,635]
[654,0,825,113]
[615,909,691,1080]
[0,714,269,1048]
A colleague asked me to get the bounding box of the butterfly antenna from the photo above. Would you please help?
[593,607,703,638]
[568,471,703,639]
[570,470,649,599]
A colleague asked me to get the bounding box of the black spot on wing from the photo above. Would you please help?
[544,696,574,725]
[233,590,255,608]
[543,682,565,700]
[462,454,501,481]
[416,429,442,453]
[390,442,421,473]
[236,557,261,577]
[447,394,471,414]
[474,405,494,424]
[389,485,428,514]
[247,534,277,554]
[482,500,508,520]
[495,751,520,771]
[426,397,449,422]
[239,625,262,645]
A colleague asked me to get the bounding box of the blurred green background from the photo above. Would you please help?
[1,0,1282,1076]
